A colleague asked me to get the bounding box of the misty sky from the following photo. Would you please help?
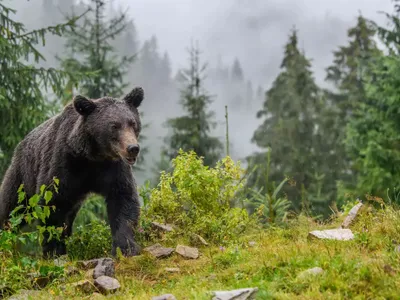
[120,0,394,86]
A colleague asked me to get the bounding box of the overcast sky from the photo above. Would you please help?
[118,0,394,86]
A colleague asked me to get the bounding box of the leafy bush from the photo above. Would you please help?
[140,149,255,245]
[66,219,112,260]
[0,178,64,294]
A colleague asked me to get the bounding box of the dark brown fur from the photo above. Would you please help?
[0,87,145,257]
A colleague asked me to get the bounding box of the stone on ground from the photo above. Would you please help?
[175,245,199,259]
[341,202,363,228]
[144,243,175,258]
[212,287,259,300]
[77,259,101,270]
[297,267,324,279]
[93,258,115,279]
[94,276,121,294]
[151,294,177,300]
[151,222,174,232]
[164,267,180,273]
[308,228,354,241]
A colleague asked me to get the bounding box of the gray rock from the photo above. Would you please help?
[212,287,259,300]
[77,259,101,270]
[297,267,324,279]
[248,241,257,247]
[308,228,354,241]
[175,245,199,259]
[93,258,115,279]
[192,233,208,246]
[94,276,121,294]
[144,243,175,258]
[341,202,363,228]
[164,267,180,273]
[151,222,174,232]
[395,245,400,253]
[151,294,177,300]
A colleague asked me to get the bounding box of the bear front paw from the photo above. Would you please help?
[112,239,141,257]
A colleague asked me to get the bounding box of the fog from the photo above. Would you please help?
[8,0,395,185]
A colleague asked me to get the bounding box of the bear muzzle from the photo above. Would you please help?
[125,144,140,165]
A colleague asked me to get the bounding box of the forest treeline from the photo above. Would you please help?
[2,0,400,225]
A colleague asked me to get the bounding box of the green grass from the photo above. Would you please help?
[4,204,400,299]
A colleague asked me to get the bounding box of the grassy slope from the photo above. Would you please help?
[9,205,400,299]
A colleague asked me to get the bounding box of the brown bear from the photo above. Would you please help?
[0,87,145,257]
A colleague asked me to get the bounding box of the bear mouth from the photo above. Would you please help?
[124,157,137,165]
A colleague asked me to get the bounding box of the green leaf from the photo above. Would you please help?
[29,194,40,207]
[44,191,53,204]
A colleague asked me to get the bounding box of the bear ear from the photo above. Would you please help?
[123,87,144,109]
[73,95,96,116]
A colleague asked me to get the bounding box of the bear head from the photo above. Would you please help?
[71,87,144,165]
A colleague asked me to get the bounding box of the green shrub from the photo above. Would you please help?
[140,149,256,245]
[0,178,64,294]
[66,219,112,260]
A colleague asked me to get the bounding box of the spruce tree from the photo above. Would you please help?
[162,42,223,167]
[247,28,322,212]
[0,1,80,178]
[58,0,134,100]
[324,14,382,204]
[326,14,381,118]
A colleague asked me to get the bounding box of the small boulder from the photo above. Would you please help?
[94,276,121,294]
[164,267,180,273]
[77,259,100,270]
[341,202,363,228]
[297,267,324,280]
[151,222,174,232]
[248,241,257,247]
[93,258,115,279]
[144,243,174,259]
[191,233,208,246]
[151,294,177,300]
[308,228,354,241]
[212,287,258,300]
[175,245,199,259]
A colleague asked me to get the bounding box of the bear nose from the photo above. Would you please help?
[127,144,140,155]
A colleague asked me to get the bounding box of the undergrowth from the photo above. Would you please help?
[1,151,400,299]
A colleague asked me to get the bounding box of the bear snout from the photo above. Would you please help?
[127,144,140,156]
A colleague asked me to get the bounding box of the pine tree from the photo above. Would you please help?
[323,14,382,204]
[0,1,81,178]
[231,58,244,82]
[162,42,223,167]
[58,0,134,100]
[326,14,381,118]
[247,28,322,212]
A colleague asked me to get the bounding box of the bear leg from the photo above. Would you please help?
[106,187,141,257]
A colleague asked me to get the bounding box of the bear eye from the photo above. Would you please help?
[128,120,136,128]
[110,122,121,130]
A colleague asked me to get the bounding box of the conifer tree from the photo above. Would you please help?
[324,14,382,203]
[247,28,322,211]
[162,42,223,167]
[0,1,80,178]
